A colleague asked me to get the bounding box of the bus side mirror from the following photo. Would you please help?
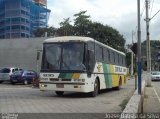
[36,50,42,60]
[88,50,95,74]
[36,52,40,60]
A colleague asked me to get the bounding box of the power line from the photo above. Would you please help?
[132,0,146,43]
[133,0,145,42]
[140,0,146,20]
[150,0,154,17]
[150,9,160,20]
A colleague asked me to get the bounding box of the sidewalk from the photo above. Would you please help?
[143,86,160,113]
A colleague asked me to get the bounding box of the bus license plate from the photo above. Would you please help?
[56,84,64,88]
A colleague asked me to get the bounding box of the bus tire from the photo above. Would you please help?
[115,77,122,90]
[0,81,3,84]
[89,79,99,97]
[11,81,15,85]
[55,91,64,96]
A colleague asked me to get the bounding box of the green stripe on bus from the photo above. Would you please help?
[58,73,73,79]
[103,64,112,88]
[58,73,66,78]
[65,73,73,79]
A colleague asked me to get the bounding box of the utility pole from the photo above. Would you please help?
[137,0,141,94]
[145,0,151,86]
[131,31,134,76]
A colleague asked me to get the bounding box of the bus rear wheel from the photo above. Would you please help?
[55,91,64,96]
[89,79,99,97]
[115,78,122,90]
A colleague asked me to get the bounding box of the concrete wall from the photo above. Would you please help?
[0,37,50,72]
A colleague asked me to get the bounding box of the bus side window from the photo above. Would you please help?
[96,45,103,62]
[104,49,107,63]
[99,47,103,62]
[108,50,110,63]
[116,53,119,65]
[113,52,116,64]
[88,42,94,51]
[122,55,123,66]
[111,51,115,64]
[123,56,126,66]
[109,50,112,64]
[118,54,120,65]
[119,55,123,66]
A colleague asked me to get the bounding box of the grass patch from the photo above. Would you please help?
[119,98,129,111]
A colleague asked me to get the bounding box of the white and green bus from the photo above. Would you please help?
[39,36,127,97]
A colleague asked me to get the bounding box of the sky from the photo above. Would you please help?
[47,0,160,44]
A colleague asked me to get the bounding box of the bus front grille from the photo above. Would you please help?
[50,78,71,81]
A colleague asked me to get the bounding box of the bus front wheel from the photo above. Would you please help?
[55,91,64,96]
[115,78,122,90]
[89,79,99,97]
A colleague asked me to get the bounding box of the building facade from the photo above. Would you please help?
[0,0,50,39]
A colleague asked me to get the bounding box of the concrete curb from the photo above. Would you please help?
[120,80,145,119]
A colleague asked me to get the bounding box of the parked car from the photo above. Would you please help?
[10,70,39,85]
[151,71,160,81]
[0,67,22,83]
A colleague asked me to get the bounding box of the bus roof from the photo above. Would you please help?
[44,36,93,43]
[44,36,125,55]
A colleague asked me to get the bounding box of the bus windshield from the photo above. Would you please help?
[42,42,86,71]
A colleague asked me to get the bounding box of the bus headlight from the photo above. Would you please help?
[41,84,47,87]
[82,79,85,82]
[78,79,81,82]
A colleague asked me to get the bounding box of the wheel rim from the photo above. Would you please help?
[24,80,27,85]
[94,80,98,95]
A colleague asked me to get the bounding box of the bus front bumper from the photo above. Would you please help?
[39,82,93,93]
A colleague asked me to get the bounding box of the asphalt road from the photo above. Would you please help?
[0,79,135,119]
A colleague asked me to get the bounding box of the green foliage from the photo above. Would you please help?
[141,40,160,70]
[34,27,56,37]
[34,10,126,52]
[119,98,129,111]
[58,18,74,36]
[73,10,91,36]
[126,52,131,67]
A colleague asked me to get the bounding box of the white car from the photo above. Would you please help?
[151,71,160,81]
[0,67,22,83]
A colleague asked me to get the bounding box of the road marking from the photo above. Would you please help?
[153,87,160,104]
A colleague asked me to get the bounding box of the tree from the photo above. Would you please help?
[34,28,47,37]
[34,10,126,52]
[34,27,57,37]
[141,40,160,70]
[126,52,131,67]
[83,21,126,52]
[57,18,74,36]
[73,10,91,36]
